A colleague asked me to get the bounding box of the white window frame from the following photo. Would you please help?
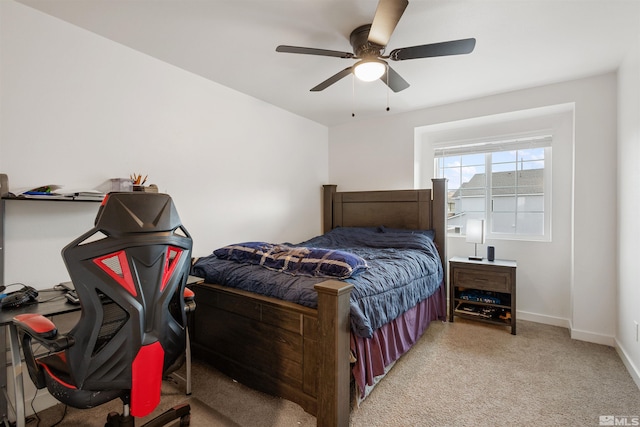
[434,134,552,242]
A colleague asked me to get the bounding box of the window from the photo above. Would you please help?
[434,135,551,241]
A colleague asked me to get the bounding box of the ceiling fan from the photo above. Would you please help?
[276,0,476,93]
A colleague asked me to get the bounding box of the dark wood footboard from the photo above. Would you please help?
[191,280,353,427]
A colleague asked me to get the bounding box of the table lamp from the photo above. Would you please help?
[466,218,485,261]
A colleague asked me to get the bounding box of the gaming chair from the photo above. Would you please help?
[12,192,193,426]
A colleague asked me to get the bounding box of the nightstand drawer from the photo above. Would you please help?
[453,268,512,292]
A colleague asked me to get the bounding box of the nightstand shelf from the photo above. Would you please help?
[449,256,517,334]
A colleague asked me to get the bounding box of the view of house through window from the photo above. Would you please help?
[434,136,551,240]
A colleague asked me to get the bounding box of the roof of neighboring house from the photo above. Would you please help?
[452,169,543,198]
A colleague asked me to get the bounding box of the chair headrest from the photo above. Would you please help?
[95,192,184,234]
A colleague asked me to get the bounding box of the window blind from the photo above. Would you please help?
[433,134,552,157]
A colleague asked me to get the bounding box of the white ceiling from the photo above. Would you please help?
[16,0,640,127]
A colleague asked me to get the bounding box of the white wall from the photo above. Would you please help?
[0,1,328,289]
[329,73,618,346]
[617,33,640,388]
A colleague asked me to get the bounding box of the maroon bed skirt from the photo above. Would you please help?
[350,282,447,398]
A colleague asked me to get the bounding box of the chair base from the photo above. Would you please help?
[105,403,191,427]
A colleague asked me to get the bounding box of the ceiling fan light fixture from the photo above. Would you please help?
[353,59,386,82]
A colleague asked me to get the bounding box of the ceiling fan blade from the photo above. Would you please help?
[389,38,476,61]
[380,65,410,92]
[276,45,354,59]
[368,0,409,47]
[310,67,354,92]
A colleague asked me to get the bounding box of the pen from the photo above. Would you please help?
[130,173,147,186]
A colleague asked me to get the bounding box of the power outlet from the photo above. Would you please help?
[635,321,639,342]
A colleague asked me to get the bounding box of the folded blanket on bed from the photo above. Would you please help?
[214,242,368,279]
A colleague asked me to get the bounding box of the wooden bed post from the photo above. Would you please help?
[431,178,447,269]
[322,185,337,234]
[315,280,353,427]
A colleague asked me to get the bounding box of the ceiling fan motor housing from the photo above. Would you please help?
[350,24,384,58]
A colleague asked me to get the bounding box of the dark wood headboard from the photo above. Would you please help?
[322,178,448,270]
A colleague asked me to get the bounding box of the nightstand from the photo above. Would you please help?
[449,256,517,334]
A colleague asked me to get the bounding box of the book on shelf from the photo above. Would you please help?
[6,184,105,201]
[64,190,106,200]
[9,184,69,199]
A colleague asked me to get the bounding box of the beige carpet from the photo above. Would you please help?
[32,319,640,426]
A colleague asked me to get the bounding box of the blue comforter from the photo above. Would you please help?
[192,227,443,338]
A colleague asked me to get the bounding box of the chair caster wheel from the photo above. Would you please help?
[105,411,133,427]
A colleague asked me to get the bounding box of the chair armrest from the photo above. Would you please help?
[13,313,75,352]
[13,313,57,338]
[12,313,75,389]
[183,288,196,313]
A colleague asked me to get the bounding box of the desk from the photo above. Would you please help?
[1,276,202,427]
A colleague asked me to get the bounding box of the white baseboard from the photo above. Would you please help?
[517,311,639,390]
[517,310,571,328]
[30,392,59,417]
[517,310,616,346]
[517,310,616,347]
[615,339,640,391]
[4,369,58,421]
[570,328,616,346]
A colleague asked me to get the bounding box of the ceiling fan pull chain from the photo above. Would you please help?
[352,74,356,117]
[386,63,390,111]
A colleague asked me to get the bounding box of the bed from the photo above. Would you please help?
[189,179,448,427]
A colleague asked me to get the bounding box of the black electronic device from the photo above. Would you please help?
[64,290,80,304]
[487,246,495,262]
[0,284,39,309]
[54,281,75,292]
